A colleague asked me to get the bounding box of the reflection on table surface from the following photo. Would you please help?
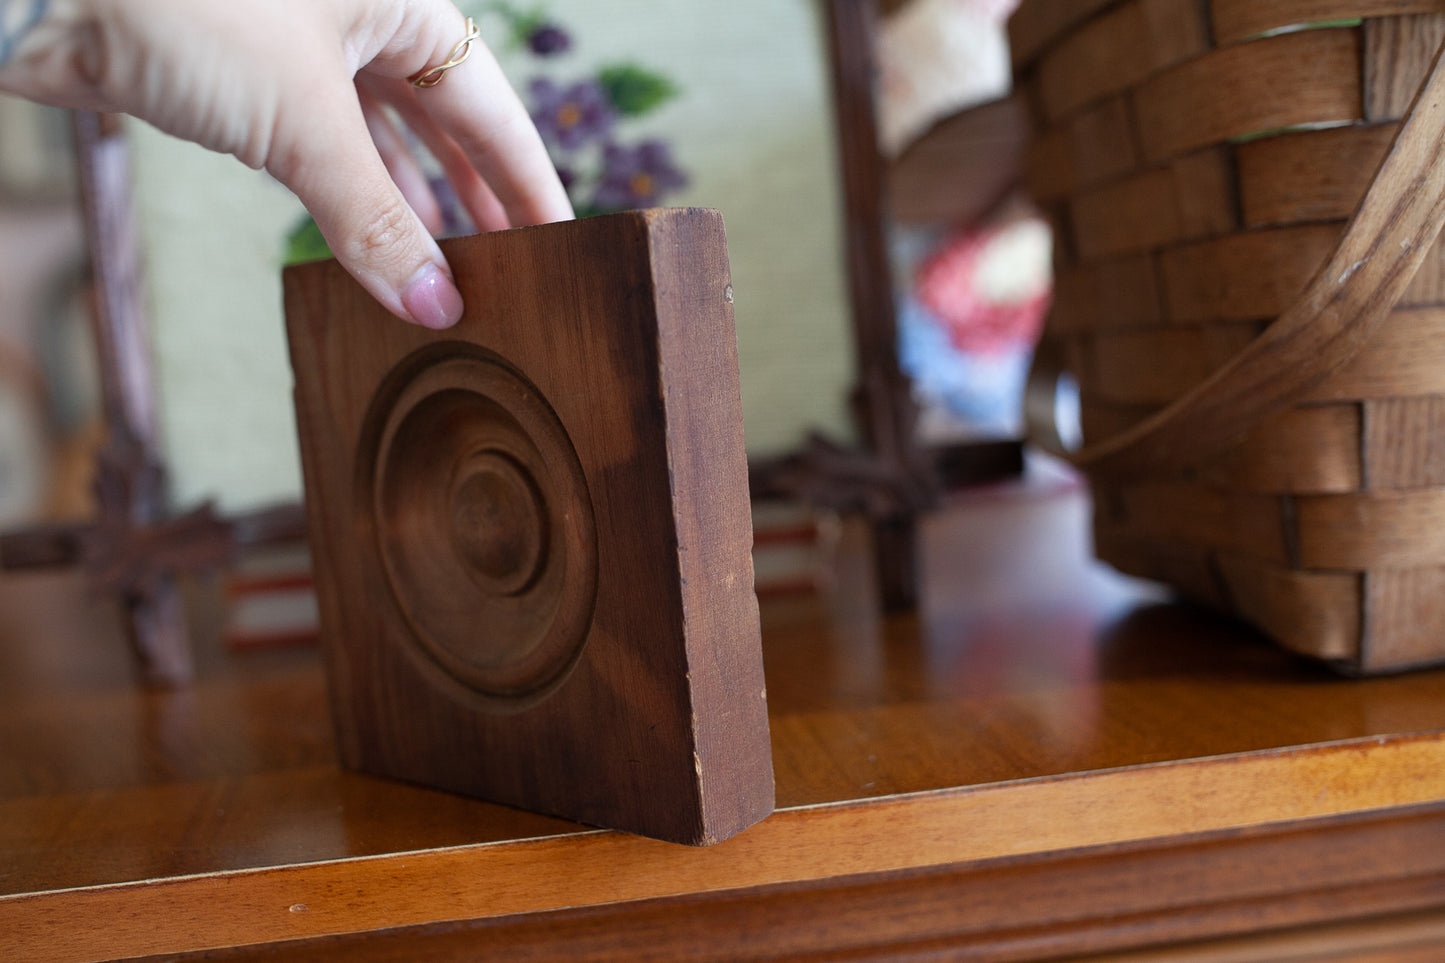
[4,465,1445,898]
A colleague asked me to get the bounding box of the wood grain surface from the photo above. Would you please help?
[1133,28,1363,164]
[1097,480,1292,563]
[1403,235,1445,303]
[1159,224,1341,323]
[1069,148,1235,260]
[1089,538,1366,663]
[1237,123,1397,227]
[1051,254,1163,332]
[1366,567,1445,667]
[1008,0,1121,69]
[1364,13,1445,120]
[1297,488,1445,568]
[1054,28,1445,480]
[1200,404,1363,493]
[1307,306,1445,399]
[888,95,1027,226]
[1214,553,1363,661]
[1025,94,1141,201]
[1017,0,1445,673]
[283,210,771,846]
[1365,396,1445,487]
[146,813,1445,962]
[1034,0,1209,122]
[7,489,1445,958]
[11,736,1445,963]
[1079,321,1265,405]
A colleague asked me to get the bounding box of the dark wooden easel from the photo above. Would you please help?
[825,0,929,611]
[0,112,303,685]
[751,0,1025,610]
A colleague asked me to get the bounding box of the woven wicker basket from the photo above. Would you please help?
[1013,1,1445,673]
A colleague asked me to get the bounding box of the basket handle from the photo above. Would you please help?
[1027,35,1445,480]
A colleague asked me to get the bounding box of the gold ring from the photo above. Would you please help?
[410,17,480,89]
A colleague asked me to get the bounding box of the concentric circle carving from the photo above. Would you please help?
[361,349,596,707]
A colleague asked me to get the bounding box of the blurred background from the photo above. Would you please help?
[0,97,93,530]
[0,0,1044,538]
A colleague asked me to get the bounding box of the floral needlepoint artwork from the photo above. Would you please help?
[530,77,615,152]
[285,3,690,264]
[506,5,688,218]
[593,141,688,212]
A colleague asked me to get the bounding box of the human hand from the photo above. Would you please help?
[0,0,573,328]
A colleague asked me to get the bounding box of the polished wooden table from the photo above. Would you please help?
[5,475,1445,961]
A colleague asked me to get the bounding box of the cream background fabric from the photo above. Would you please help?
[131,0,853,512]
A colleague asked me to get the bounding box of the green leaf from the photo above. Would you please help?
[477,1,547,49]
[508,10,548,48]
[1243,17,1360,41]
[284,217,332,265]
[598,64,678,117]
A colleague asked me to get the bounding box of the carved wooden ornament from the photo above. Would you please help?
[283,209,773,845]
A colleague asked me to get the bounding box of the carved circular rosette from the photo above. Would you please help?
[358,346,597,711]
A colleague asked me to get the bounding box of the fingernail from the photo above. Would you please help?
[401,263,464,329]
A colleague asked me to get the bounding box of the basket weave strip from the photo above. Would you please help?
[1014,1,1445,672]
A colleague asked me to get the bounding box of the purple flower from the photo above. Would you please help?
[592,140,688,211]
[427,174,472,237]
[527,23,572,56]
[529,78,614,150]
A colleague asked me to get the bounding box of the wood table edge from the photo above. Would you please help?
[6,729,1445,961]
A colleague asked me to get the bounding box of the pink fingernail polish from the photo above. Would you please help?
[401,264,464,329]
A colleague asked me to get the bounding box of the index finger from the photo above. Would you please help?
[372,9,572,227]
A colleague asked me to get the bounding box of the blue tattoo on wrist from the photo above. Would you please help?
[0,0,48,66]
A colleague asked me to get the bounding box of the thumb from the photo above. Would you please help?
[276,93,463,329]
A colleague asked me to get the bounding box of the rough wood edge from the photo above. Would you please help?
[646,209,774,845]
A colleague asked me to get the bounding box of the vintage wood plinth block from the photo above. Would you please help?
[283,209,773,845]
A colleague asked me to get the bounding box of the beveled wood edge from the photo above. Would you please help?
[6,731,1445,962]
[146,807,1445,962]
